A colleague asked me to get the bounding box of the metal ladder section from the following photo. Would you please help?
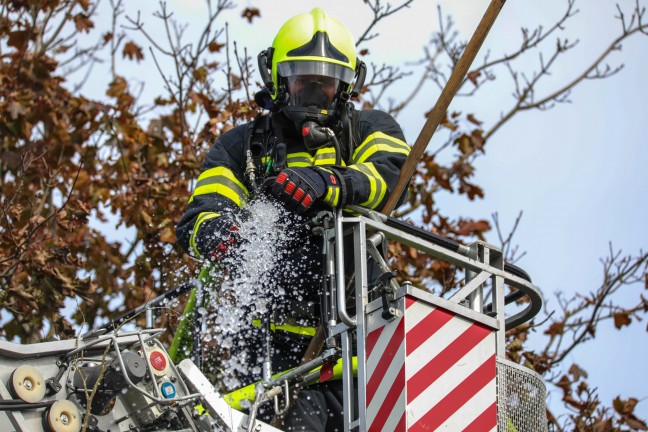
[323,209,548,432]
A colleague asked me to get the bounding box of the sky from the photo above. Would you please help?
[91,0,647,420]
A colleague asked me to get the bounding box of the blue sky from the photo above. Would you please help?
[96,0,647,419]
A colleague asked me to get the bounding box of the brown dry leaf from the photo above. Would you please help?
[613,311,632,329]
[456,219,490,236]
[160,226,175,243]
[467,114,482,125]
[107,77,128,98]
[8,30,30,50]
[613,396,628,415]
[593,419,613,432]
[456,134,473,155]
[441,114,458,131]
[467,70,480,85]
[241,7,261,23]
[73,13,94,33]
[459,181,484,201]
[470,129,485,151]
[140,209,153,225]
[208,41,225,52]
[193,67,207,83]
[77,0,91,10]
[626,418,648,431]
[545,321,564,336]
[123,41,144,62]
[568,363,588,381]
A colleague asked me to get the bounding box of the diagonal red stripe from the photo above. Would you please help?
[395,412,406,431]
[406,295,416,309]
[410,356,496,431]
[366,318,404,407]
[463,401,497,432]
[368,364,405,432]
[407,322,492,403]
[406,306,454,355]
[365,325,384,361]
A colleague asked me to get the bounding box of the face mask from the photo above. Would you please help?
[288,76,338,110]
[282,75,341,150]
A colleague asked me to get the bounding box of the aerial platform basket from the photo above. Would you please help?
[328,209,548,432]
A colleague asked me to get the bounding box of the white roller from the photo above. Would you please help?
[9,364,46,403]
[45,399,82,432]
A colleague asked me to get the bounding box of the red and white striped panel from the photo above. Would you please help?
[365,295,496,432]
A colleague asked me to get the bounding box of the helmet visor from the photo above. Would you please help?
[277,60,356,83]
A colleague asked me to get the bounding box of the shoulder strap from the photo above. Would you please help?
[340,103,360,165]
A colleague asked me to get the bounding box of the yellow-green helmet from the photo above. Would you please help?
[258,8,364,104]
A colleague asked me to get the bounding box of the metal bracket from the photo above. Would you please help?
[378,271,401,319]
[273,380,291,416]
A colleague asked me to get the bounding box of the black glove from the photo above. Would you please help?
[200,216,239,262]
[270,167,340,214]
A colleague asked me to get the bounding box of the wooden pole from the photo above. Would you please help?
[381,0,507,216]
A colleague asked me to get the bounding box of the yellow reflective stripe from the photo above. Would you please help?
[190,212,220,257]
[251,320,317,337]
[313,148,338,166]
[323,186,339,207]
[287,152,313,167]
[352,132,410,164]
[315,167,340,207]
[349,163,386,209]
[284,149,347,168]
[189,167,249,208]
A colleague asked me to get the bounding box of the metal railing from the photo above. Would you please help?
[327,209,546,431]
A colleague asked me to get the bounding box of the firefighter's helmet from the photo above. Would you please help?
[258,8,365,121]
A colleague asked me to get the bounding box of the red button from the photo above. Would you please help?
[150,351,167,371]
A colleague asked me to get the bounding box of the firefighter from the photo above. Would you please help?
[176,7,410,431]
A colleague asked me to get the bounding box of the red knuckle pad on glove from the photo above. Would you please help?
[276,172,288,185]
[302,195,313,208]
[269,167,328,213]
[293,188,305,202]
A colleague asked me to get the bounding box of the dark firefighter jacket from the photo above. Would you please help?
[176,109,410,260]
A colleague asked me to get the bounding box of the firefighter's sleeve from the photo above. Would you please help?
[175,125,250,259]
[333,110,410,212]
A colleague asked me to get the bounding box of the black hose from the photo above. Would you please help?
[94,281,198,334]
[0,400,55,410]
[383,215,533,310]
[328,128,342,166]
[385,217,462,252]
